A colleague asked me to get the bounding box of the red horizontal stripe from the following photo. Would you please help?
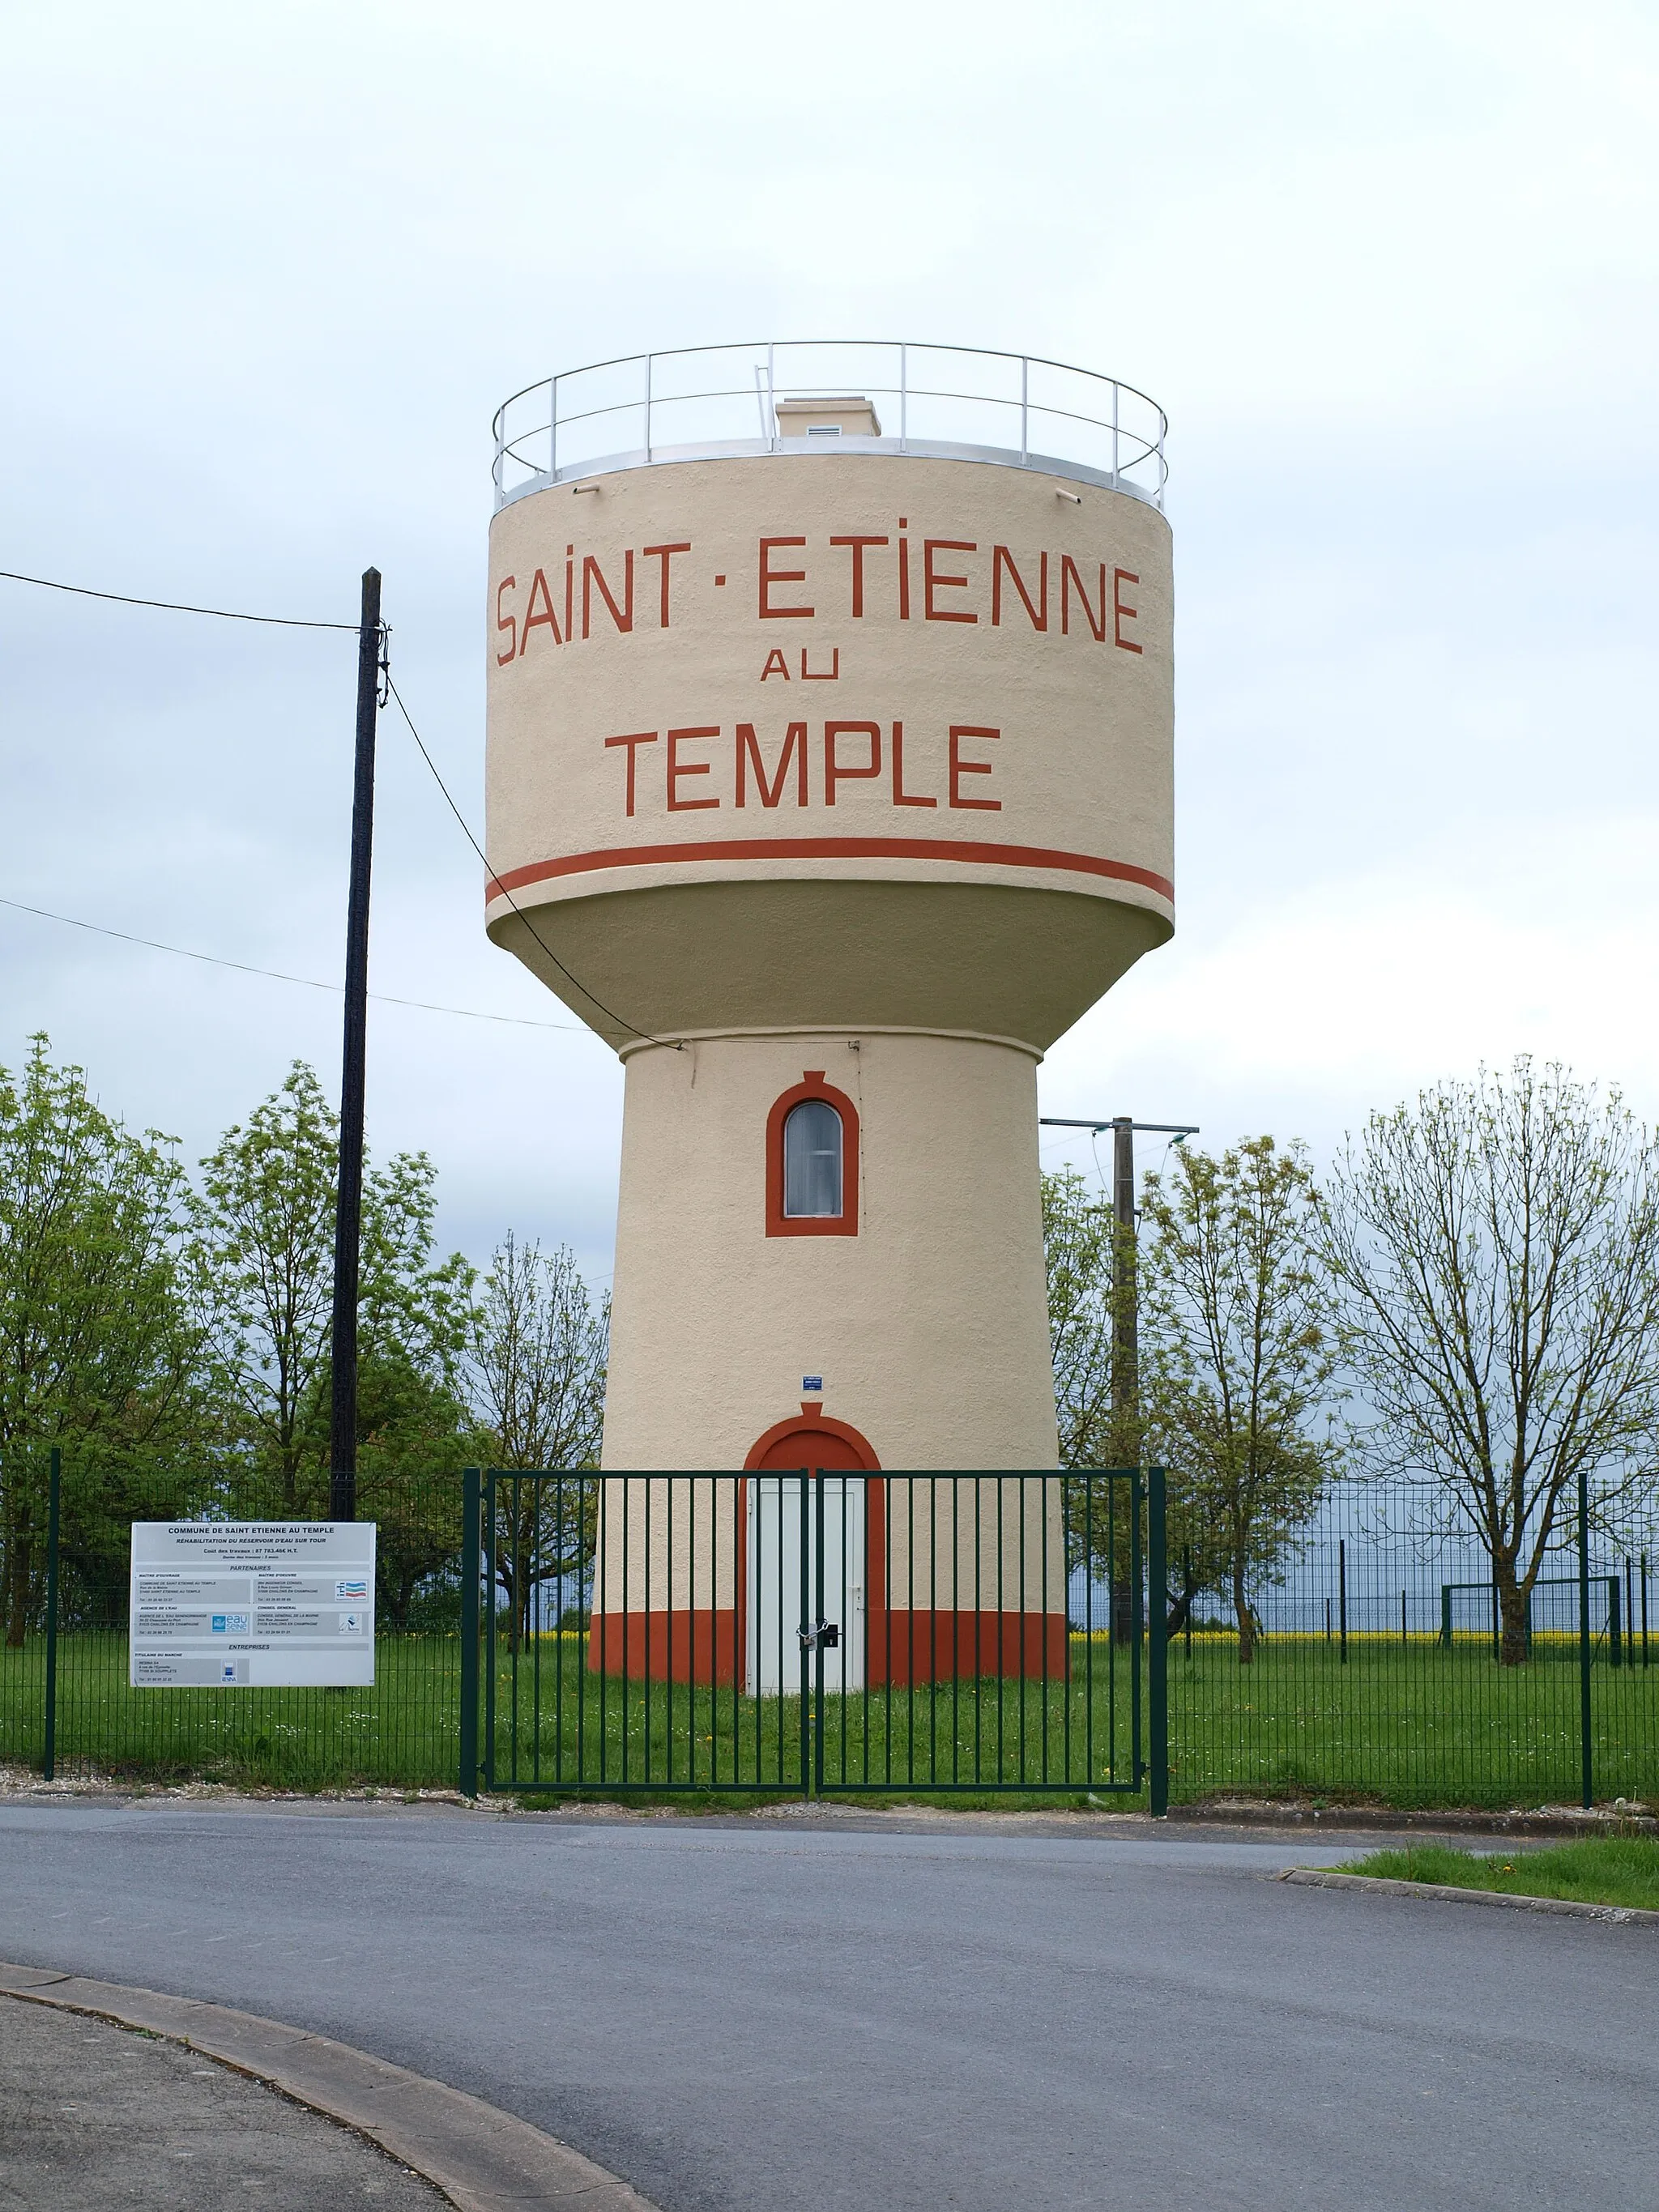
[486,837,1174,904]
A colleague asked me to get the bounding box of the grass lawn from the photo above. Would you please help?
[1169,1635,1657,1809]
[1333,1837,1659,1911]
[2,1630,1654,1807]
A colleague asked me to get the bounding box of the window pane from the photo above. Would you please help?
[783,1099,843,1218]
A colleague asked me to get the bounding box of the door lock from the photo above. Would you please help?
[799,1619,841,1652]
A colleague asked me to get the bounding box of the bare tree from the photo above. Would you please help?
[469,1234,608,1642]
[1141,1137,1341,1664]
[1322,1059,1659,1665]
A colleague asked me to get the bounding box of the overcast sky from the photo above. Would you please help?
[2,0,1655,1285]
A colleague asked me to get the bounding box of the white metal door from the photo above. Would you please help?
[747,1476,865,1696]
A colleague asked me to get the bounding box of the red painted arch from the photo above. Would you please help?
[765,1072,859,1238]
[743,1400,881,1473]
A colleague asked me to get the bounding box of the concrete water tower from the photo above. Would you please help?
[484,343,1173,1685]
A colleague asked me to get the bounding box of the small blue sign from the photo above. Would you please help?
[802,1376,823,1392]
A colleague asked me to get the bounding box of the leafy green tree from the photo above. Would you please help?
[1043,1169,1115,1471]
[1140,1137,1340,1664]
[187,1064,476,1590]
[0,1038,205,1641]
[1321,1059,1659,1665]
[469,1232,608,1643]
[1043,1166,1227,1638]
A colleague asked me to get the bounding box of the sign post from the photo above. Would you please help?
[129,1523,377,1689]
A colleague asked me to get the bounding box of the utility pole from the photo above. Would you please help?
[1041,1115,1199,1639]
[328,568,384,1524]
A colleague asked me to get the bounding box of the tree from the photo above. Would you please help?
[1321,1059,1659,1666]
[0,1038,205,1643]
[1140,1137,1340,1663]
[468,1233,608,1643]
[1043,1167,1222,1638]
[1043,1170,1116,1471]
[188,1063,476,1534]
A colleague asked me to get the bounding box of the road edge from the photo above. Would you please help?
[0,1962,658,2211]
[1277,1867,1659,1925]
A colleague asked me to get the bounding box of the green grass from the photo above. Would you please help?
[0,1631,466,1791]
[1334,1837,1659,1911]
[2,1630,1655,1808]
[482,1640,1141,1796]
[1167,1638,1657,1809]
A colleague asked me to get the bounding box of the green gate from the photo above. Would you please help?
[460,1467,1166,1806]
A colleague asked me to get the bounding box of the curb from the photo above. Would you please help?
[0,1963,658,2212]
[1170,1803,1657,1839]
[1277,1867,1659,1926]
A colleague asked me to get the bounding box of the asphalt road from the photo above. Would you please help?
[0,1803,1652,2212]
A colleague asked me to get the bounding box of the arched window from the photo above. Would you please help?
[766,1072,859,1238]
[783,1098,843,1218]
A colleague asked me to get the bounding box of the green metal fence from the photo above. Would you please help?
[460,1467,1162,1803]
[4,1455,1654,1811]
[0,1451,467,1791]
[1165,1470,1657,1811]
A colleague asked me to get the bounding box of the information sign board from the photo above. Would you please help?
[129,1522,377,1687]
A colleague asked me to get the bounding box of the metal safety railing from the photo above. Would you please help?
[490,341,1168,511]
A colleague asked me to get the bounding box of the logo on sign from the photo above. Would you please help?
[211,1613,250,1634]
[339,1612,364,1634]
[334,1579,368,1601]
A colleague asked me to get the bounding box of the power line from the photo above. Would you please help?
[1,561,663,1049]
[384,673,681,1051]
[0,567,359,631]
[0,893,587,1033]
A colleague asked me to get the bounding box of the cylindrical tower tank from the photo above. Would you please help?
[484,343,1173,1683]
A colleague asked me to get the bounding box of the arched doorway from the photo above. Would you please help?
[743,1406,881,1694]
[745,1404,880,1473]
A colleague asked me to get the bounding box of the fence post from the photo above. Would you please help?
[1577,1462,1593,1812]
[460,1468,480,1800]
[1338,1538,1348,1664]
[1147,1464,1167,1817]
[42,1447,61,1784]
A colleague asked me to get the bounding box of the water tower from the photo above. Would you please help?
[484,343,1172,1688]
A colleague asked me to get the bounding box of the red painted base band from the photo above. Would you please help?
[868,1609,1070,1686]
[583,1606,1069,1687]
[585,1609,743,1686]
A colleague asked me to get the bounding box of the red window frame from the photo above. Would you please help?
[766,1071,859,1238]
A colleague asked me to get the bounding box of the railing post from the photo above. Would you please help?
[1020,355,1029,467]
[549,373,558,480]
[899,344,907,452]
[643,353,653,464]
[460,1468,480,1799]
[42,1447,61,1784]
[1578,1463,1593,1810]
[1146,1464,1166,1816]
[1111,380,1120,489]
